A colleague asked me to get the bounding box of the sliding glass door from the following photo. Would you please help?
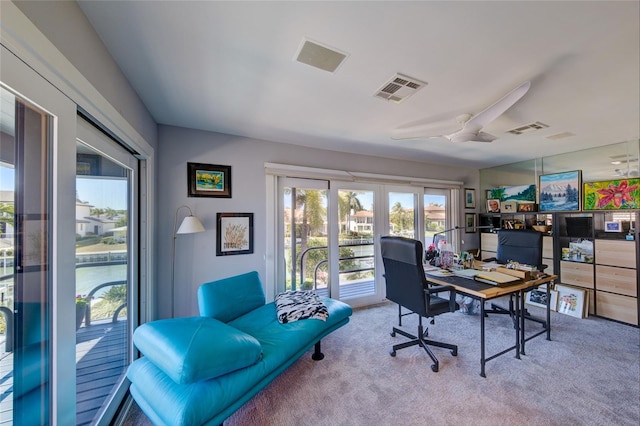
[75,118,138,425]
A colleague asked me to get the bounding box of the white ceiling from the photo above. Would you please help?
[77,1,640,169]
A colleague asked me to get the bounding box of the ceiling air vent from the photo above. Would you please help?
[506,121,549,135]
[546,132,575,140]
[295,38,348,73]
[374,73,427,104]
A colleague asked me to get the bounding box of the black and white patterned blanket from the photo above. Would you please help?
[275,291,329,324]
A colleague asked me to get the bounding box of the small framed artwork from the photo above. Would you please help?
[487,199,500,213]
[517,202,537,212]
[465,213,476,233]
[501,201,517,212]
[188,162,231,198]
[525,288,559,311]
[539,170,581,212]
[555,284,586,318]
[464,188,476,209]
[216,213,254,256]
[583,178,640,210]
[605,221,621,232]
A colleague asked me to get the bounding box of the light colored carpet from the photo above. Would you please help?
[124,300,640,425]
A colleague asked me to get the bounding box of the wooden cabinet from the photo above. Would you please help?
[542,235,554,275]
[480,233,497,261]
[559,261,593,289]
[594,239,636,269]
[593,239,638,325]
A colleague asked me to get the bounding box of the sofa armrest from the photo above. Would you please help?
[133,316,262,384]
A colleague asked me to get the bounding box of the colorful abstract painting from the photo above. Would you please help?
[583,178,640,210]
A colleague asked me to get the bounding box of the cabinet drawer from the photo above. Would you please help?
[560,261,594,288]
[595,239,636,268]
[542,236,554,260]
[596,291,638,325]
[596,265,637,297]
[481,233,498,253]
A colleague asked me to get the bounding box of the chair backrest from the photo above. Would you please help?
[380,236,428,316]
[496,229,543,268]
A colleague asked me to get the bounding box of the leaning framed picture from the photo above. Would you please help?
[216,213,254,256]
[555,284,586,318]
[464,188,476,209]
[525,288,559,311]
[465,213,476,233]
[188,162,232,198]
[583,178,640,210]
[539,170,581,212]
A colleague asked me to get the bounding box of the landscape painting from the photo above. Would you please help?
[488,184,536,202]
[539,170,581,212]
[583,178,640,210]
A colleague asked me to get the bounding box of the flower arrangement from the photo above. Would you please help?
[76,294,91,309]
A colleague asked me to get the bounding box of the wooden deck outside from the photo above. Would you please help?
[0,318,128,426]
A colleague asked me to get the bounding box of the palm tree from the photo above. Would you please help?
[0,203,14,236]
[342,192,363,235]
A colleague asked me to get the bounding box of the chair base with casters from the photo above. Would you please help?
[389,313,458,372]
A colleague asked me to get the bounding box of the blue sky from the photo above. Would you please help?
[2,165,127,210]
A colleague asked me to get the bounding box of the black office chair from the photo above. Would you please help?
[484,229,547,325]
[380,236,458,372]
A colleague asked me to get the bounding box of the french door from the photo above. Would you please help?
[275,174,454,308]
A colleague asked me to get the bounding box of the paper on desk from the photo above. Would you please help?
[452,269,481,279]
[426,269,453,277]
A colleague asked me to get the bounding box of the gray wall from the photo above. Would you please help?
[159,125,479,317]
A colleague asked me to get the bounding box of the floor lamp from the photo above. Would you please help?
[171,205,205,317]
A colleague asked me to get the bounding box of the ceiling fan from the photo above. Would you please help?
[391,80,531,143]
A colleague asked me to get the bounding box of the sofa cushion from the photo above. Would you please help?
[133,316,262,384]
[198,271,266,322]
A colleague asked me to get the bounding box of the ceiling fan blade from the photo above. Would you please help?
[463,81,531,130]
[390,120,461,140]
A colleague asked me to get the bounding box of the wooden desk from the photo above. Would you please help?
[425,271,558,377]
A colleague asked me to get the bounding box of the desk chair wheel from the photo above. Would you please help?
[451,349,458,356]
[431,363,438,372]
[390,330,396,337]
[390,350,397,357]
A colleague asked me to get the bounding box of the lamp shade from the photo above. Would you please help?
[176,215,205,235]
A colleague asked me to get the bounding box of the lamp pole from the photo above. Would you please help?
[171,205,205,317]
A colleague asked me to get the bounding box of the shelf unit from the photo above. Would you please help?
[479,211,639,326]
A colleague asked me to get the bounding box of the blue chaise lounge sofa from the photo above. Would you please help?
[126,271,352,425]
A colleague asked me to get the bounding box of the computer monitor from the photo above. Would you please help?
[565,216,593,238]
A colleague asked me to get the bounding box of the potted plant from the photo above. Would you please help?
[76,294,90,330]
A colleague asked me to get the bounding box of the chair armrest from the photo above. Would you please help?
[425,285,458,312]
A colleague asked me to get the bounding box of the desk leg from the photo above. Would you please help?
[514,291,521,359]
[480,300,486,378]
[546,284,552,341]
[520,289,526,355]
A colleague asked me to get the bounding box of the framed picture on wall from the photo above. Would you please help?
[464,188,476,209]
[583,178,640,210]
[188,162,232,198]
[464,213,476,233]
[216,213,254,256]
[539,170,581,211]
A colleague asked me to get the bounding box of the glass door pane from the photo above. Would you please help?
[281,179,328,295]
[425,190,449,250]
[388,192,417,237]
[336,188,376,301]
[75,120,137,425]
[0,85,52,425]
